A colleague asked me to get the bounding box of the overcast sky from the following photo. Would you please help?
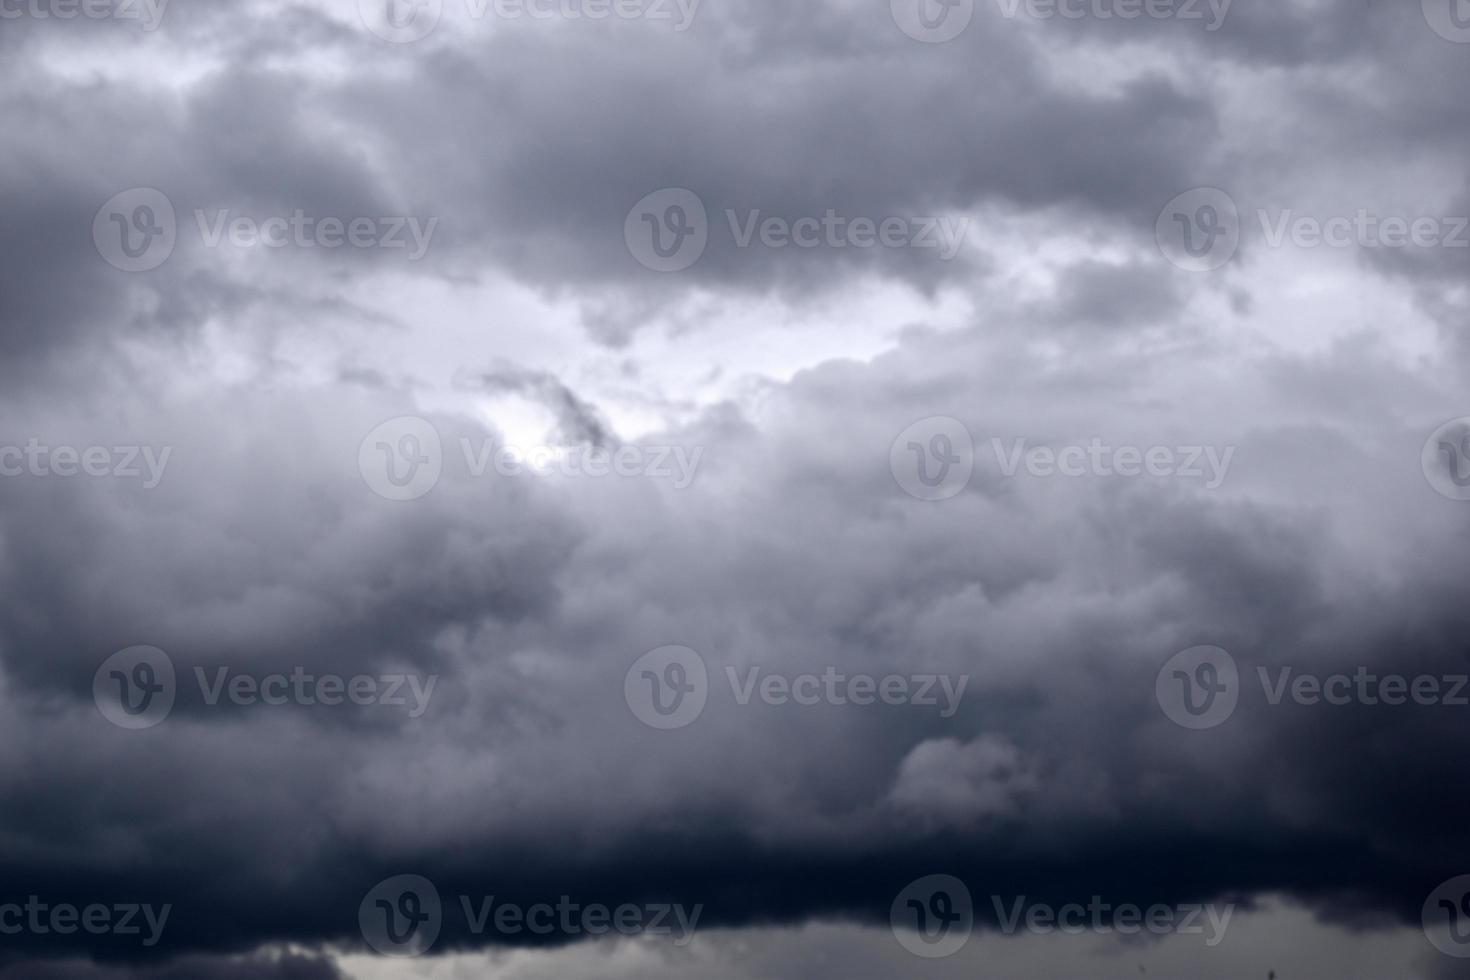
[3,0,1470,977]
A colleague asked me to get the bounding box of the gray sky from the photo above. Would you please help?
[2,0,1470,977]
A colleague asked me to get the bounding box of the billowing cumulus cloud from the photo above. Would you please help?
[1,0,1468,977]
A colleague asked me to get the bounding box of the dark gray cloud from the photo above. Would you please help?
[1,0,1468,976]
[0,952,345,979]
